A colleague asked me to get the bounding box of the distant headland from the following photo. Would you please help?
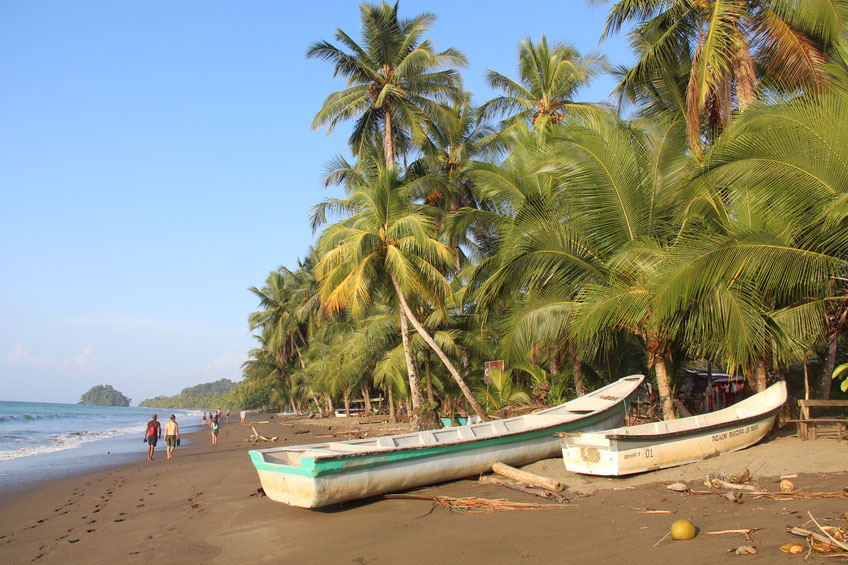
[78,385,130,407]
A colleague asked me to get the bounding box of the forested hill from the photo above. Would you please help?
[139,378,237,409]
[79,385,130,406]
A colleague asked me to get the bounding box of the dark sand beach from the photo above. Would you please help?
[1,415,847,564]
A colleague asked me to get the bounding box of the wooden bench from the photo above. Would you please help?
[792,400,848,441]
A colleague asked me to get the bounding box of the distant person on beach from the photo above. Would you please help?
[164,414,180,460]
[202,412,207,426]
[211,414,219,446]
[226,410,230,423]
[240,410,246,424]
[144,414,161,461]
[208,412,214,428]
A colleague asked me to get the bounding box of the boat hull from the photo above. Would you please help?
[253,406,628,508]
[562,382,786,476]
[250,375,646,508]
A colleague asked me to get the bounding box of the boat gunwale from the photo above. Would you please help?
[255,375,645,464]
[601,405,782,442]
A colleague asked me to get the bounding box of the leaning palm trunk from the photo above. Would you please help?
[399,311,425,429]
[390,275,488,421]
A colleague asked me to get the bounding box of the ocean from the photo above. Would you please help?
[0,400,203,493]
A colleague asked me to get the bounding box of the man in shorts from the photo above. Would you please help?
[164,414,180,460]
[144,414,161,461]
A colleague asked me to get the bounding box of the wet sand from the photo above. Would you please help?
[1,416,847,564]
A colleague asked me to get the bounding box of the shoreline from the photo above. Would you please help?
[2,416,847,564]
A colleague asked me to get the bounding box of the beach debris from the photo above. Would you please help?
[724,490,744,503]
[781,474,798,479]
[706,528,763,541]
[491,462,564,492]
[249,426,278,443]
[652,532,672,547]
[732,545,758,555]
[780,479,795,492]
[752,490,845,500]
[632,507,673,514]
[706,477,762,492]
[478,475,568,503]
[666,482,690,493]
[380,493,563,514]
[249,487,266,498]
[779,542,806,554]
[670,519,697,540]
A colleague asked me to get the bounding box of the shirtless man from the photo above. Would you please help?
[144,414,161,461]
[164,414,180,460]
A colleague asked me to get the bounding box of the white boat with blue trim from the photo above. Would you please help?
[249,374,645,508]
[561,380,787,476]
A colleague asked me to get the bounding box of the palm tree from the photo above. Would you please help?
[311,166,488,427]
[657,92,848,396]
[480,35,608,132]
[308,1,466,166]
[600,0,847,150]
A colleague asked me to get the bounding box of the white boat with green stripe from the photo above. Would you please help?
[249,374,645,508]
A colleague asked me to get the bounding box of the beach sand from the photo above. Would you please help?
[1,415,846,564]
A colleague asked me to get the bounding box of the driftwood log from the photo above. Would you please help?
[492,462,564,492]
[250,426,278,442]
[478,475,568,503]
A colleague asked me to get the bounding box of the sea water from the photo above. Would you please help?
[0,401,203,493]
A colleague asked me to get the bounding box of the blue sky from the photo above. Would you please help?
[0,1,635,404]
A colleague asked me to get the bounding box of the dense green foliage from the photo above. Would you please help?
[239,1,848,426]
[79,385,130,407]
[139,379,238,409]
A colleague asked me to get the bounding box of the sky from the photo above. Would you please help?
[0,1,635,405]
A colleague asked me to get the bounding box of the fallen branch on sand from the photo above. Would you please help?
[754,491,846,500]
[249,426,278,443]
[380,494,563,514]
[633,507,673,514]
[492,462,564,492]
[478,475,568,503]
[707,528,764,541]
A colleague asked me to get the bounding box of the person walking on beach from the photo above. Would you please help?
[202,412,207,427]
[211,413,219,446]
[164,414,180,460]
[208,412,214,428]
[144,414,161,461]
[226,410,230,423]
[240,409,246,424]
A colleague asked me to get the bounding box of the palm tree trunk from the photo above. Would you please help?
[754,358,768,392]
[383,107,395,166]
[572,355,586,397]
[387,386,396,423]
[821,330,838,399]
[308,388,323,417]
[361,387,372,413]
[324,393,334,416]
[399,310,425,429]
[424,350,435,404]
[343,389,350,417]
[654,354,676,421]
[390,274,488,421]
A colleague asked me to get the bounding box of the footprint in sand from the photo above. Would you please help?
[67,539,79,544]
[86,529,95,533]
[136,504,144,508]
[87,520,96,525]
[113,519,124,523]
